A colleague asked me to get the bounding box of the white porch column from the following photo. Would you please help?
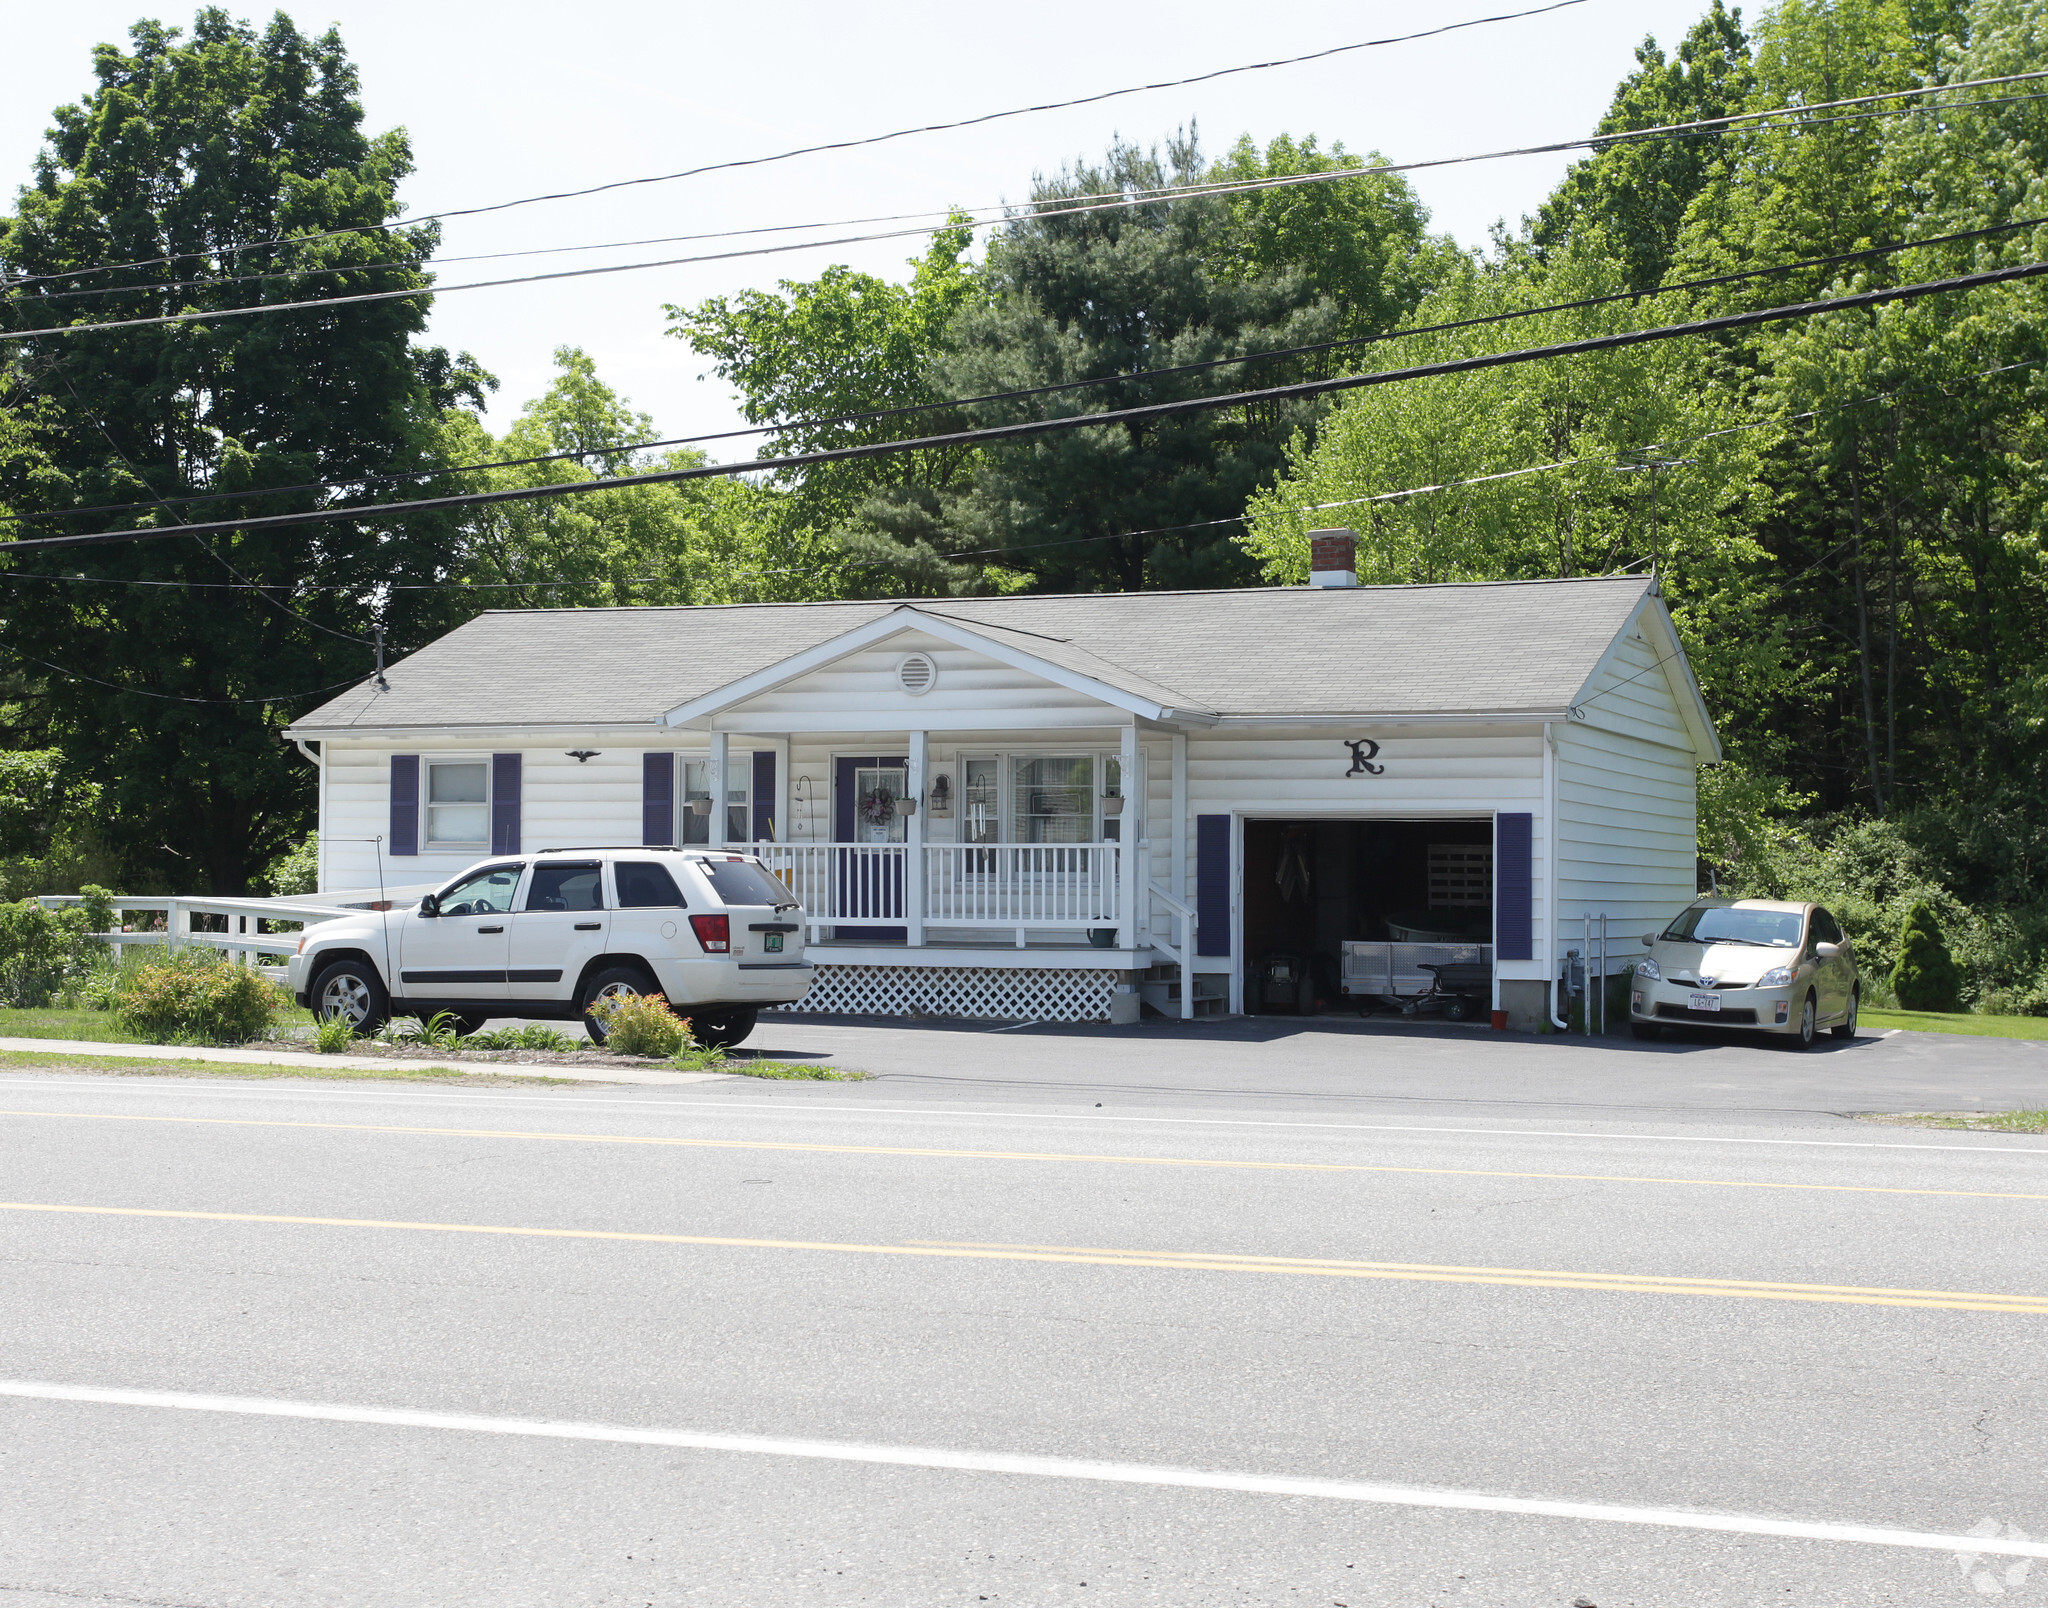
[905,730,927,947]
[1119,721,1141,949]
[707,731,729,850]
[1171,730,1188,904]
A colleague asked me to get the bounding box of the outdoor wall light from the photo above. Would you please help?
[928,774,953,816]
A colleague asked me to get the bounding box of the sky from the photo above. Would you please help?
[3,0,1716,446]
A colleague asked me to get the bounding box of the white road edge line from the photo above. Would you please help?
[3,1076,2043,1156]
[0,1379,2038,1560]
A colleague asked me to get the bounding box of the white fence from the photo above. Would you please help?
[37,894,350,972]
[755,842,1123,944]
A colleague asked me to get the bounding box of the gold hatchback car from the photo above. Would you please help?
[1630,899,1859,1048]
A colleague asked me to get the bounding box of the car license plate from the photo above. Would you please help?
[1689,992,1722,1012]
[764,933,784,953]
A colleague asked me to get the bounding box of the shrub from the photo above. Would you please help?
[588,991,687,1057]
[1891,900,1963,1014]
[116,949,292,1045]
[313,1016,356,1053]
[0,886,113,1007]
[467,1023,579,1052]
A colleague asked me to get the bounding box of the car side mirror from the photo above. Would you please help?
[1815,941,1841,959]
[1641,934,1656,947]
[418,892,440,918]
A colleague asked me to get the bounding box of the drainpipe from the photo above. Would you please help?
[1545,721,1571,1031]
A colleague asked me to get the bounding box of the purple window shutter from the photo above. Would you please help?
[491,753,521,856]
[751,750,776,842]
[1195,814,1231,957]
[642,753,675,847]
[389,755,419,856]
[1495,812,1533,960]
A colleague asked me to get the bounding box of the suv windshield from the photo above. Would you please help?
[696,859,797,909]
[1662,905,1804,948]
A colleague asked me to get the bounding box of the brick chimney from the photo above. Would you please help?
[1308,527,1358,588]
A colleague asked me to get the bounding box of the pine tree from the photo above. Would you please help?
[1890,900,1963,1012]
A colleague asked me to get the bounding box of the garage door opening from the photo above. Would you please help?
[1240,818,1495,1016]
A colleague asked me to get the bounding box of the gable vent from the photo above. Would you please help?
[897,652,937,695]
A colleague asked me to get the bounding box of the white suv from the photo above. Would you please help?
[288,849,812,1048]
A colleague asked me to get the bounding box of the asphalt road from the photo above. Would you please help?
[1,1022,2045,1606]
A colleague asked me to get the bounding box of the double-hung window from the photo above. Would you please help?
[681,760,751,845]
[957,754,1125,847]
[425,760,489,849]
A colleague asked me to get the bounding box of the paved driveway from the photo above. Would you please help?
[726,1012,2048,1127]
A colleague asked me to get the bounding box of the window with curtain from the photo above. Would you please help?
[682,760,750,844]
[1012,756,1093,843]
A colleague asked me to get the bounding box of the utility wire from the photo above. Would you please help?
[10,356,2036,595]
[8,210,2041,531]
[6,72,2044,342]
[20,657,370,705]
[7,257,2045,557]
[22,80,2048,310]
[1,1,1590,291]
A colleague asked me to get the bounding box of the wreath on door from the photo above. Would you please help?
[859,784,898,827]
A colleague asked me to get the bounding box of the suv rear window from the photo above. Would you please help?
[697,859,795,909]
[614,861,686,908]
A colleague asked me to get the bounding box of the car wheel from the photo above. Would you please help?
[1792,991,1818,1050]
[1630,1021,1662,1042]
[687,1007,758,1050]
[580,965,659,1045]
[310,960,389,1036]
[1831,988,1859,1040]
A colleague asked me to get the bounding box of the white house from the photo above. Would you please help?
[283,535,1718,1029]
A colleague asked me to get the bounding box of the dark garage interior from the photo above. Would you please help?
[1240,817,1495,1014]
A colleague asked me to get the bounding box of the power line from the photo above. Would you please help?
[0,2,1589,292]
[19,657,370,705]
[11,357,2037,597]
[7,258,2045,558]
[7,72,2044,343]
[25,79,2048,311]
[8,210,2041,532]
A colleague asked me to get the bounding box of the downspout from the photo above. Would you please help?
[1545,720,1570,1030]
[293,739,325,894]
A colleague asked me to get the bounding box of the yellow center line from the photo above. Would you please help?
[2,1200,2043,1314]
[3,1109,2045,1203]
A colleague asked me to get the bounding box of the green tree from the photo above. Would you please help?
[1890,897,1963,1009]
[1526,1,1754,290]
[931,132,1365,592]
[445,348,837,610]
[0,11,486,893]
[665,223,983,571]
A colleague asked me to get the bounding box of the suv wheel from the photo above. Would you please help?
[311,960,389,1035]
[581,965,658,1045]
[688,1007,758,1050]
[1831,988,1859,1040]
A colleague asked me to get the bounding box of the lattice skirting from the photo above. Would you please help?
[771,964,1115,1023]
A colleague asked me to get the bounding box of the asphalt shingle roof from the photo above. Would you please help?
[286,577,1657,731]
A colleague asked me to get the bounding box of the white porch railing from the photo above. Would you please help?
[755,843,1123,946]
[37,894,350,971]
[1143,878,1198,1021]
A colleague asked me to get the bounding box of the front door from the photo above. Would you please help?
[833,756,906,941]
[400,862,523,1001]
[510,861,608,1003]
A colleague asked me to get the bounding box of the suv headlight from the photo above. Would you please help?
[1755,964,1794,988]
[1635,958,1662,980]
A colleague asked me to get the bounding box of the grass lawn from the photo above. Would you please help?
[0,1047,589,1086]
[1859,1108,2048,1134]
[1860,1007,2048,1040]
[0,1004,317,1044]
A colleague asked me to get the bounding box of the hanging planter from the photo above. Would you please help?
[1099,794,1125,817]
